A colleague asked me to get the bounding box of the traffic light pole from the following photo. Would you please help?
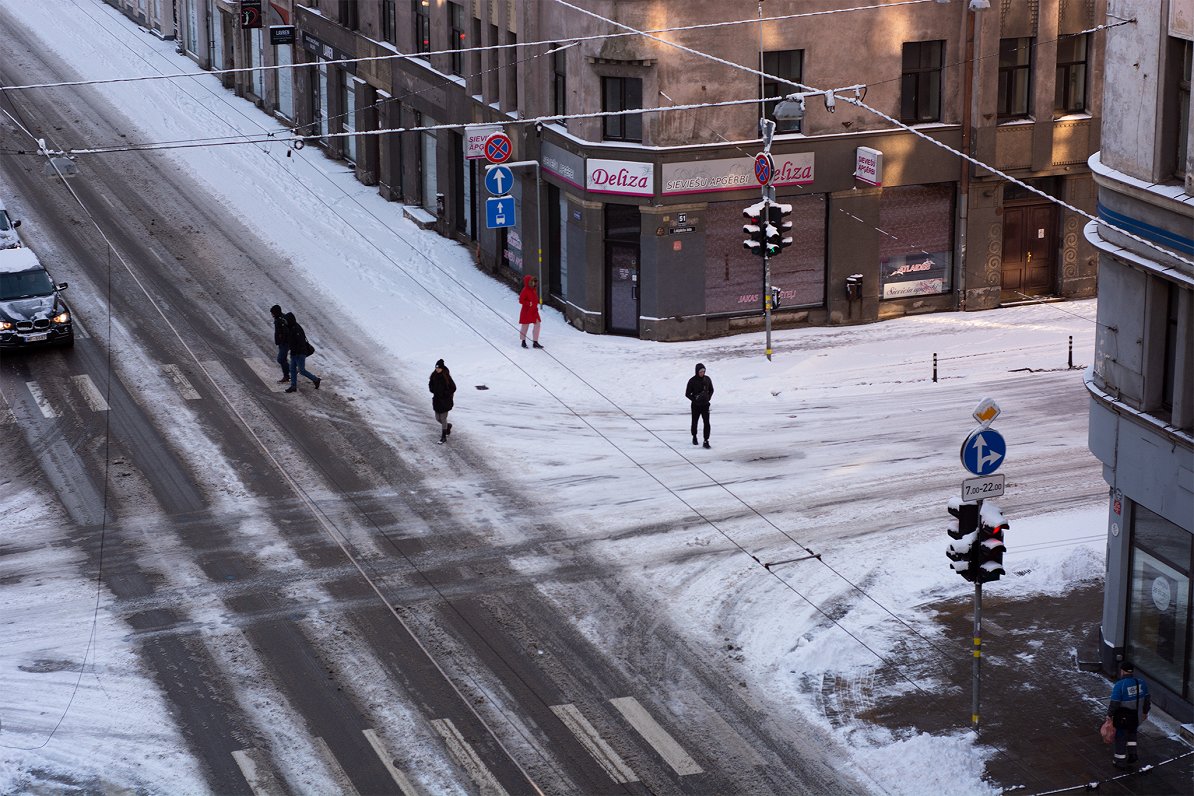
[971,497,984,729]
[762,187,774,361]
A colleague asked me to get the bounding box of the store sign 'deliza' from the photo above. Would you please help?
[662,153,814,195]
[586,158,654,196]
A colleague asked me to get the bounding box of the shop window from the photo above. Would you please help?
[901,41,943,123]
[552,43,567,120]
[603,77,643,142]
[1054,33,1088,115]
[449,2,465,76]
[1127,505,1191,698]
[762,50,803,133]
[413,0,431,54]
[878,184,954,299]
[275,43,294,120]
[998,37,1033,120]
[381,0,396,45]
[704,195,826,315]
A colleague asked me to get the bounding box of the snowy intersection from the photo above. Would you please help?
[0,2,1122,793]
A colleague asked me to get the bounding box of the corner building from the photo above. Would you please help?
[1086,0,1194,721]
[151,1,1106,340]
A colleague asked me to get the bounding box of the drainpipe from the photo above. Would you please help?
[958,6,977,311]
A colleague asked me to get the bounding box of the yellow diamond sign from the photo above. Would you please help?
[973,398,1001,426]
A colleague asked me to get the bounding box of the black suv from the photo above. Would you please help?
[0,247,74,348]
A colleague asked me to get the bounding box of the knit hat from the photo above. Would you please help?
[270,304,282,316]
[1120,661,1134,672]
[435,359,446,369]
[695,363,706,374]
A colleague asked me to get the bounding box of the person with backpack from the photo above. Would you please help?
[284,311,321,393]
[685,362,714,449]
[429,359,456,444]
[1107,661,1150,769]
[270,304,291,382]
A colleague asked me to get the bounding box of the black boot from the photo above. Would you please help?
[533,341,544,349]
[692,435,698,446]
[521,340,528,348]
[446,423,453,436]
[703,440,711,449]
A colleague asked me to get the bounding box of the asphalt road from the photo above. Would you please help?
[0,9,864,795]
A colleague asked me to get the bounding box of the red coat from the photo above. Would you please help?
[518,274,540,324]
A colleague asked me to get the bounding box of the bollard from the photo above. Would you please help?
[1068,335,1073,369]
[933,353,938,383]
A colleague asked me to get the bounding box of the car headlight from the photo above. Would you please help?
[0,321,12,331]
[52,311,70,324]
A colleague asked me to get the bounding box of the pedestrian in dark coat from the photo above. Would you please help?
[284,311,321,393]
[429,359,456,444]
[518,274,543,349]
[685,362,714,448]
[270,304,290,381]
[1108,661,1150,769]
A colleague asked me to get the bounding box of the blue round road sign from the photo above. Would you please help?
[960,428,1006,476]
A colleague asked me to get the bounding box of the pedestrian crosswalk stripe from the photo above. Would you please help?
[551,703,639,783]
[71,374,109,412]
[243,357,290,392]
[230,749,283,796]
[313,736,360,795]
[162,363,201,400]
[609,696,703,776]
[429,718,509,796]
[25,381,57,418]
[362,729,420,796]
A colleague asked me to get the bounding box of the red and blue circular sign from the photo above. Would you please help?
[754,153,774,185]
[484,133,512,164]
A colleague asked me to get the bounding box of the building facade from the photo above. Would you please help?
[114,1,1106,341]
[1086,0,1194,721]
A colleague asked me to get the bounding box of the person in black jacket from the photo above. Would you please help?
[270,304,290,382]
[429,359,456,444]
[685,362,714,449]
[284,311,321,393]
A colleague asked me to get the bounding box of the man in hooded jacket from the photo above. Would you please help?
[284,311,321,393]
[685,363,714,448]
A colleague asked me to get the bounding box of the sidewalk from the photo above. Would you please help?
[860,582,1193,795]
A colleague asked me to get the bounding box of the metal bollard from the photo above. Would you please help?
[933,353,938,383]
[1068,335,1073,369]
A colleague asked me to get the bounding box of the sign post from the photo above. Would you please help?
[483,130,542,301]
[755,126,776,361]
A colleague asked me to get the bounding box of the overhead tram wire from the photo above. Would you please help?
[548,0,1193,271]
[50,0,951,698]
[0,0,938,93]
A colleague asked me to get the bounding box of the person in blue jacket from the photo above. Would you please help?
[1107,661,1150,769]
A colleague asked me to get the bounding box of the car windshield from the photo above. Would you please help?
[0,269,55,300]
[0,211,11,231]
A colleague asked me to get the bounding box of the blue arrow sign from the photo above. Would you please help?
[485,165,513,196]
[960,428,1006,476]
[486,196,515,229]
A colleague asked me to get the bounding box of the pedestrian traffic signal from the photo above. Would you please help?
[743,200,768,257]
[947,500,980,581]
[765,202,793,257]
[975,504,1008,583]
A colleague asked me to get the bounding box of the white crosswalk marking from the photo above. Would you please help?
[25,381,57,418]
[551,703,639,783]
[71,374,109,411]
[230,748,283,796]
[243,356,291,392]
[362,729,420,796]
[162,363,201,400]
[313,736,360,795]
[429,718,509,796]
[610,696,703,776]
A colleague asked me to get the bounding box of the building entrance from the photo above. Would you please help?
[1001,203,1057,300]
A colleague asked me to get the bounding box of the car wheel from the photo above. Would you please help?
[60,332,75,349]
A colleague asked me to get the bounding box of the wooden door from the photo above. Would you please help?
[1001,204,1056,300]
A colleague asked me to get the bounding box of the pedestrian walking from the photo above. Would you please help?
[518,274,544,349]
[429,359,456,444]
[1107,661,1150,769]
[270,304,290,382]
[283,311,321,393]
[685,362,714,449]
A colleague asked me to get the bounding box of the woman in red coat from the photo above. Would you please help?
[518,274,543,349]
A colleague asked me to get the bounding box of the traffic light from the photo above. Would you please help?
[765,202,793,257]
[975,504,1008,583]
[947,500,980,581]
[743,200,768,257]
